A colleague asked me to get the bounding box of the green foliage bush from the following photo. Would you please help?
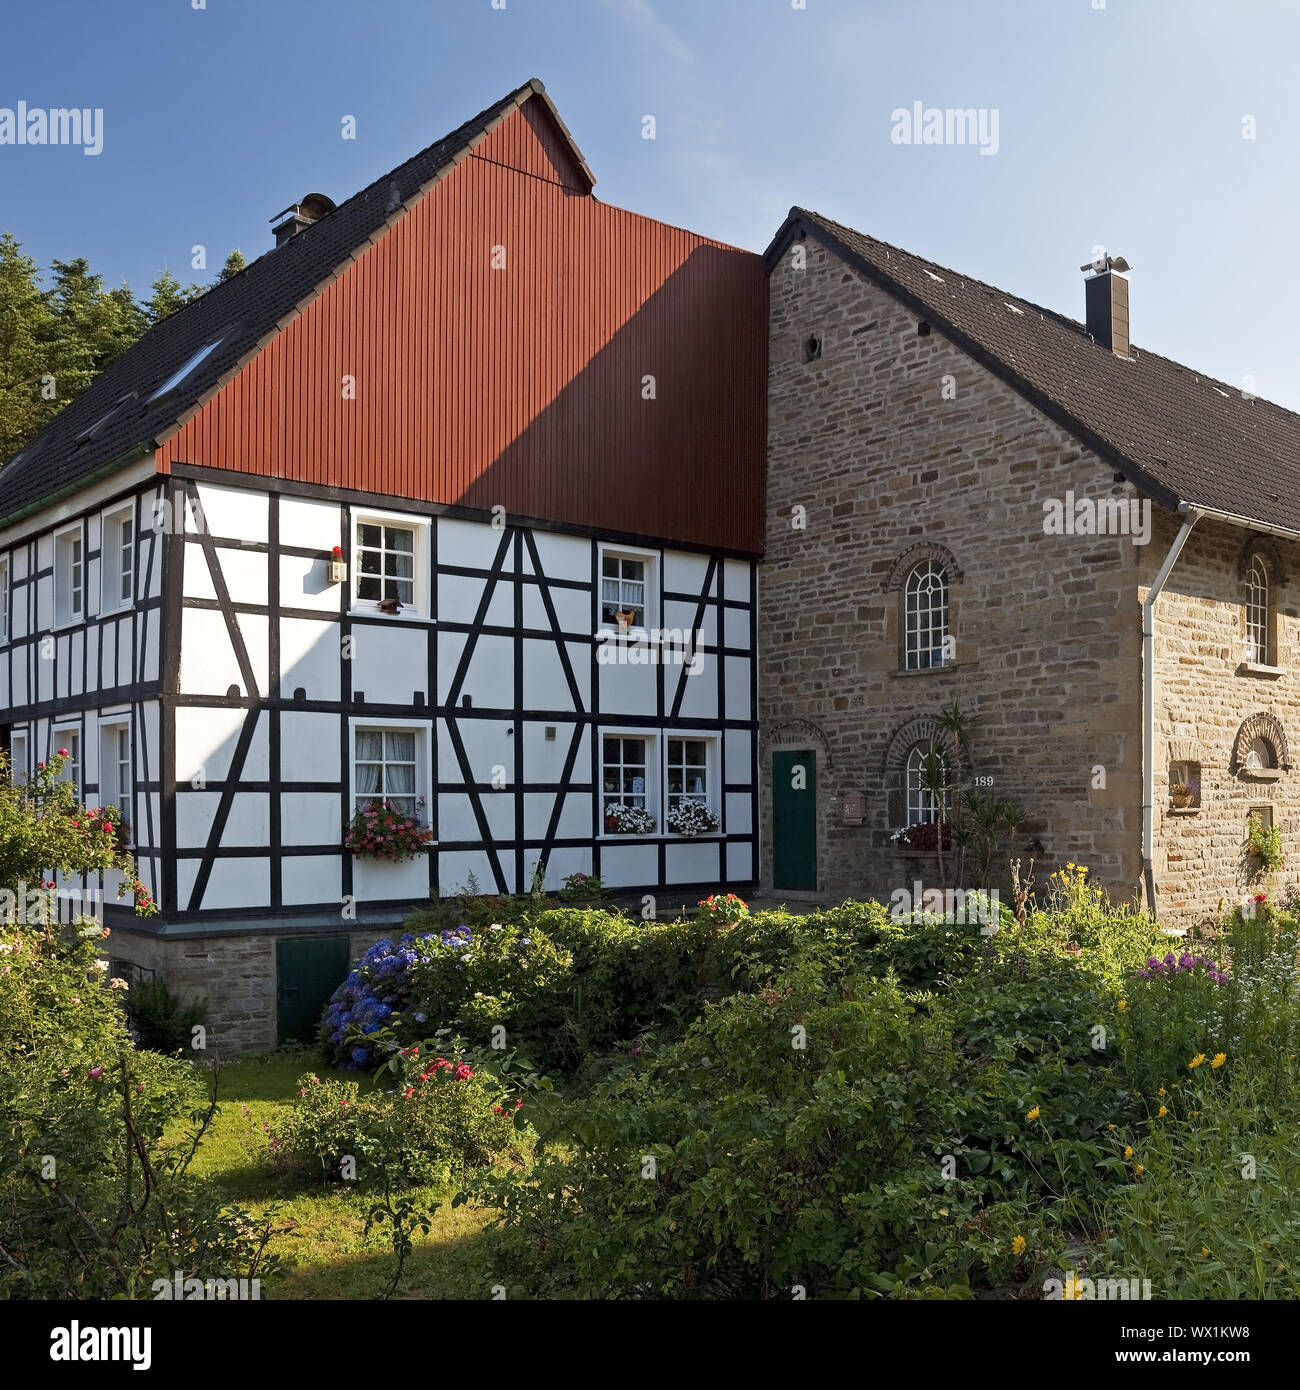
[0,751,275,1299]
[269,1052,533,1187]
[463,889,1167,1299]
[125,977,208,1055]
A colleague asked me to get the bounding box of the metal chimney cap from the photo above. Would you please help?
[1080,254,1132,275]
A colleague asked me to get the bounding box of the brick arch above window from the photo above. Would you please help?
[881,716,969,779]
[883,542,964,592]
[1230,712,1290,773]
[1236,535,1286,587]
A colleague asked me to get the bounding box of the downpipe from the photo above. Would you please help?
[1142,509,1200,919]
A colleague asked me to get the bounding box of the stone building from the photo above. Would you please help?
[760,209,1300,928]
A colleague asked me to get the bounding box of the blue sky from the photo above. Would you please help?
[4,0,1300,405]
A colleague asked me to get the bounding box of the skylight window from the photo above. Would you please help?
[148,338,222,402]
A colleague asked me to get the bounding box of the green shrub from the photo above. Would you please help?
[125,977,207,1055]
[0,918,276,1298]
[271,1052,533,1187]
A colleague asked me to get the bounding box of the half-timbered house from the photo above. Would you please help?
[0,80,766,1047]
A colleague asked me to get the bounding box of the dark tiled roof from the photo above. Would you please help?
[772,207,1300,534]
[0,78,580,523]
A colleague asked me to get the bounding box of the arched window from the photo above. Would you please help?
[904,560,949,671]
[905,744,945,824]
[1245,554,1272,664]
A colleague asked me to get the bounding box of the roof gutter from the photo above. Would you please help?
[1142,508,1201,920]
[0,442,154,530]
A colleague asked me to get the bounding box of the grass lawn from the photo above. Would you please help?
[175,1049,505,1300]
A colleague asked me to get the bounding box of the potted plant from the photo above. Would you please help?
[1169,782,1193,808]
[1246,819,1285,875]
[603,801,657,834]
[666,801,720,836]
[344,798,434,861]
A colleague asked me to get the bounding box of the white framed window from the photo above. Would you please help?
[351,722,429,818]
[99,719,132,827]
[54,523,85,627]
[0,555,8,644]
[1245,554,1272,664]
[665,736,712,812]
[601,731,660,833]
[904,559,949,671]
[101,503,135,614]
[54,728,81,801]
[598,544,658,633]
[351,510,430,618]
[664,734,720,835]
[7,730,28,785]
[905,743,945,825]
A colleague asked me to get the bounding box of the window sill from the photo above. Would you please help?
[890,846,953,858]
[1237,662,1283,679]
[348,603,432,623]
[51,617,84,632]
[1167,806,1201,816]
[100,600,133,618]
[1239,768,1282,783]
[890,663,963,679]
[597,627,662,643]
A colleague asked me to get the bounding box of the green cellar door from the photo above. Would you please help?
[772,749,817,892]
[276,936,352,1045]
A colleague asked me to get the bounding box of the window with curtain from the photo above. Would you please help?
[600,551,648,626]
[354,728,418,815]
[356,522,415,606]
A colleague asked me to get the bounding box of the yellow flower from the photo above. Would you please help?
[1107,1123,1116,1131]
[1134,1164,1144,1176]
[1158,1087,1166,1097]
[1201,1247,1210,1258]
[1027,1106,1040,1121]
[1158,1105,1168,1118]
[1011,1235,1026,1255]
[1124,1145,1133,1160]
[1118,1000,1127,1012]
[1189,1054,1205,1069]
[1211,1052,1226,1069]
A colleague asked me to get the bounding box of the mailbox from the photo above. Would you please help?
[839,791,866,826]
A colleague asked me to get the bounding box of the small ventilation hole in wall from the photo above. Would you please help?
[293,687,306,702]
[225,684,240,698]
[917,321,931,337]
[804,335,822,362]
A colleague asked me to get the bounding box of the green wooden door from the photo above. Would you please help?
[276,936,352,1045]
[772,749,817,891]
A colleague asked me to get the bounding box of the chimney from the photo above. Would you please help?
[1080,253,1132,357]
[270,191,336,247]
